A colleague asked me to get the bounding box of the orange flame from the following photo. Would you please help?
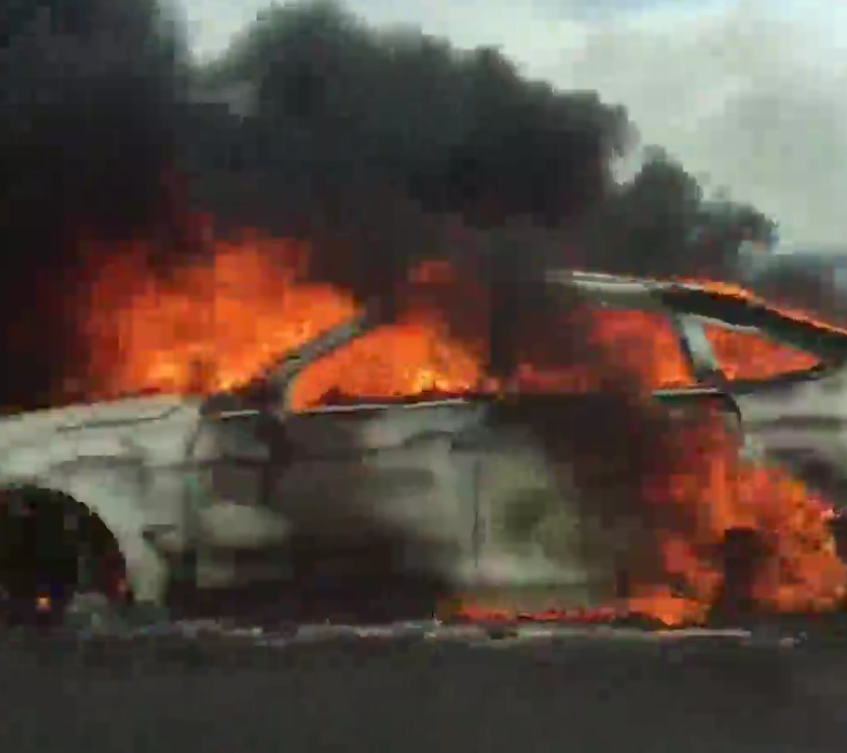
[639,413,844,624]
[81,235,481,407]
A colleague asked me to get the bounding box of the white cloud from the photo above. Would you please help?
[542,2,847,247]
[183,0,847,247]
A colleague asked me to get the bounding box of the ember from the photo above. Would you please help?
[79,226,847,627]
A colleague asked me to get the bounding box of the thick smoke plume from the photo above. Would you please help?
[0,0,191,410]
[185,0,632,315]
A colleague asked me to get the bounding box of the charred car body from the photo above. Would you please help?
[0,272,845,626]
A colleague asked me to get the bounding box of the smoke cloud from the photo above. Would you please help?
[0,0,191,408]
[184,0,632,306]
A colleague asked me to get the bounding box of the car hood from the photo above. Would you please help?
[0,394,203,450]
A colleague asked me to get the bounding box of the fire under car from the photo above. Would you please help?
[0,271,845,628]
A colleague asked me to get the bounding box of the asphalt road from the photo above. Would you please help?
[2,626,847,753]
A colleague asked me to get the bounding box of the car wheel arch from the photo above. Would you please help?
[0,483,136,618]
[0,468,170,608]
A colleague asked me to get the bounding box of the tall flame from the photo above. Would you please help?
[81,234,482,407]
[633,411,843,625]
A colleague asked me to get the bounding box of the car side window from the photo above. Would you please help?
[700,321,822,382]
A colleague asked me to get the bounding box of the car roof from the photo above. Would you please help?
[547,270,701,311]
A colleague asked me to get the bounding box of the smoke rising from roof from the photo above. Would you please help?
[183,0,632,307]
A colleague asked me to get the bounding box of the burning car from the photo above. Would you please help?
[0,268,844,628]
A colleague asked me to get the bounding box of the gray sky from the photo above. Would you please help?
[181,0,847,249]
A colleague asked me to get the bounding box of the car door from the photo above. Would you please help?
[264,398,485,582]
[185,406,293,589]
[191,351,491,594]
[184,315,384,590]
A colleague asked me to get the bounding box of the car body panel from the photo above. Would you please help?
[0,395,612,611]
[202,398,605,594]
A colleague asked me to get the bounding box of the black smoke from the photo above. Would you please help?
[0,0,191,410]
[183,1,631,311]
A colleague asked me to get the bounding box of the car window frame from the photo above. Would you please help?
[668,310,843,392]
[659,287,847,364]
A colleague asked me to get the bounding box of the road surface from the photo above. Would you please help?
[2,624,847,753]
